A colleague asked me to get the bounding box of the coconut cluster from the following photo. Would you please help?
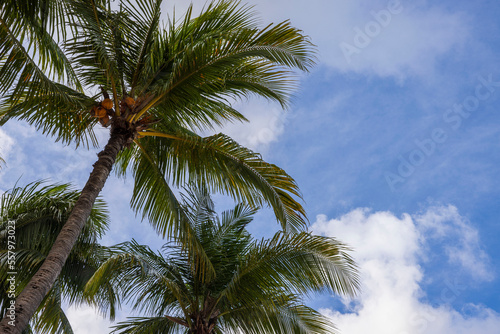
[90,98,114,127]
[119,96,137,118]
[90,94,155,135]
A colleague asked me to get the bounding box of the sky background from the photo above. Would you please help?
[1,0,500,333]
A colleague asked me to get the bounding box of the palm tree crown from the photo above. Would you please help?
[0,182,110,333]
[85,187,359,334]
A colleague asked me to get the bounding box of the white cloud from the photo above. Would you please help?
[207,99,288,153]
[65,305,113,334]
[318,1,468,79]
[0,128,14,161]
[414,205,493,282]
[312,205,499,334]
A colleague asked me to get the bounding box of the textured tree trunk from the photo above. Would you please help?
[0,127,129,333]
[189,311,218,334]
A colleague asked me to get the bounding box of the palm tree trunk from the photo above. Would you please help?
[0,127,129,333]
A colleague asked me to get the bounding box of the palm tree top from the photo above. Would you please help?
[85,186,359,334]
[0,181,110,333]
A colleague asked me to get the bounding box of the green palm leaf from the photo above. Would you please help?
[0,0,81,97]
[127,131,306,233]
[0,82,98,147]
[110,316,182,333]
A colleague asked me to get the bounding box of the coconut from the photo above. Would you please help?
[101,98,113,110]
[124,97,135,108]
[99,115,110,127]
[95,107,107,118]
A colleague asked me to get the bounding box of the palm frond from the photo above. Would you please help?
[0,181,109,250]
[65,0,125,106]
[0,0,81,96]
[220,232,359,306]
[120,0,164,95]
[0,78,98,147]
[31,280,75,334]
[121,141,216,283]
[84,240,191,319]
[221,302,337,334]
[131,130,307,233]
[133,0,315,123]
[111,316,183,334]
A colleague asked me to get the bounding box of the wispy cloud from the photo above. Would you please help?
[414,205,494,282]
[312,1,468,79]
[206,99,289,154]
[165,0,468,79]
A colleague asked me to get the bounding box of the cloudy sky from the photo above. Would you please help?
[1,0,500,333]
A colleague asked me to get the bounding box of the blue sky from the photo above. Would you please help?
[1,0,500,333]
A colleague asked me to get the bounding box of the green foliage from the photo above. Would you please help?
[0,0,91,147]
[1,0,315,233]
[0,0,82,106]
[0,181,110,333]
[85,187,359,333]
[126,130,306,237]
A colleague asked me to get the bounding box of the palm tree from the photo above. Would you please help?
[0,182,110,333]
[85,187,359,334]
[0,0,315,331]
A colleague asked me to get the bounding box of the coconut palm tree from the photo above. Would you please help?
[0,182,111,333]
[0,0,315,331]
[85,186,359,334]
